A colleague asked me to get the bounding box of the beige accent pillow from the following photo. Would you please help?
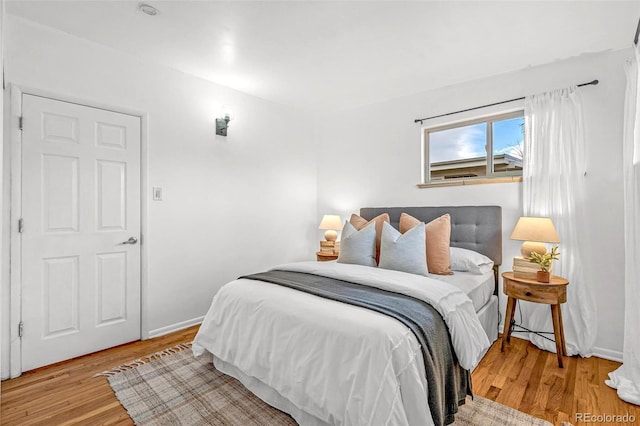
[399,213,453,275]
[350,213,390,264]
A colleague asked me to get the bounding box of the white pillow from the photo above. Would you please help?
[337,221,377,267]
[450,247,494,275]
[378,222,428,276]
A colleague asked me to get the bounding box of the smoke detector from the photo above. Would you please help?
[138,3,158,16]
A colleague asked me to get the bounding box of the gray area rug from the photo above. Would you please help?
[98,344,551,426]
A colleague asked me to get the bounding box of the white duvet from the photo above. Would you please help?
[193,261,490,426]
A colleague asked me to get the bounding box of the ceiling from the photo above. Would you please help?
[6,1,640,112]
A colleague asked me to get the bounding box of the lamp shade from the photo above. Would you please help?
[319,215,343,231]
[510,217,560,243]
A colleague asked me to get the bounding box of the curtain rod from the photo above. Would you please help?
[413,79,599,125]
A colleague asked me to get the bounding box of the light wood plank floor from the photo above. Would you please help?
[2,328,638,425]
[1,326,199,426]
[475,336,639,425]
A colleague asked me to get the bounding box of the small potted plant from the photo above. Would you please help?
[529,246,560,283]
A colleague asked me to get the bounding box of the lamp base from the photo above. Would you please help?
[324,230,338,242]
[520,241,547,258]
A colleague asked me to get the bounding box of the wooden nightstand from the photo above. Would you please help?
[316,251,338,261]
[501,271,569,368]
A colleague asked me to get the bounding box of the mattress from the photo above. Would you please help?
[428,270,495,312]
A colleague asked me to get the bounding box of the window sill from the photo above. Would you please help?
[417,175,523,188]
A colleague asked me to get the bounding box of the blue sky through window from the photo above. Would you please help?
[430,123,486,163]
[429,116,524,163]
[493,116,524,158]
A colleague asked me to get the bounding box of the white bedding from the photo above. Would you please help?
[428,270,495,312]
[193,261,491,426]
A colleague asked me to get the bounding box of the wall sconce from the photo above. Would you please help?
[216,114,230,136]
[216,106,232,137]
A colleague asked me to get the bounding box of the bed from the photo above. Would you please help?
[360,206,502,344]
[193,205,502,426]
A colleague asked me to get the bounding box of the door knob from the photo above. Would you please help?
[121,237,138,245]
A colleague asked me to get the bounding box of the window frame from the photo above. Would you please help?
[420,110,524,187]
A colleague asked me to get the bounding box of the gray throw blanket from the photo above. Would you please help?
[240,270,471,426]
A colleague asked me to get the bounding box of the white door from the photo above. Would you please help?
[20,94,141,371]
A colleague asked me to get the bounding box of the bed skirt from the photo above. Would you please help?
[476,295,498,347]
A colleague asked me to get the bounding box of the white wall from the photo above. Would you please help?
[1,16,317,377]
[1,13,630,379]
[315,49,630,358]
[0,0,5,388]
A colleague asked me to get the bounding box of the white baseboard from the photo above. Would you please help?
[147,316,204,339]
[592,346,623,363]
[499,326,624,363]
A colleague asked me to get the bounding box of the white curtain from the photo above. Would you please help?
[522,86,597,356]
[605,43,640,406]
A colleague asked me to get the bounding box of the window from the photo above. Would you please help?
[422,111,524,185]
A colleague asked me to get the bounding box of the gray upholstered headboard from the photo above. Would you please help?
[360,206,502,266]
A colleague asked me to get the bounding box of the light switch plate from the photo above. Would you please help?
[153,187,163,201]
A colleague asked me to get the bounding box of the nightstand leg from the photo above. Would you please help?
[551,304,564,368]
[501,296,517,351]
[557,304,567,356]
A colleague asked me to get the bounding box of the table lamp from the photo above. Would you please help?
[319,215,343,242]
[509,216,560,258]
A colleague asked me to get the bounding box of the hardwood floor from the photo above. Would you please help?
[474,337,639,425]
[1,326,199,426]
[1,329,638,425]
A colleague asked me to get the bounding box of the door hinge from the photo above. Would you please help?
[18,218,24,233]
[18,321,24,338]
[18,116,23,131]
